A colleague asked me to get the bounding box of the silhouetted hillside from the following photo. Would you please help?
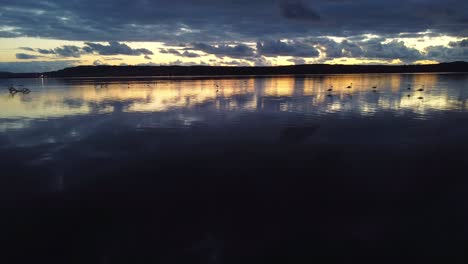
[0,72,40,78]
[45,62,468,78]
[2,62,468,78]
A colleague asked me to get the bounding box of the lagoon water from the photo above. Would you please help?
[2,73,468,262]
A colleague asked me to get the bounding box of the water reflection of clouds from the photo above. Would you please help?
[0,119,32,133]
[0,74,467,125]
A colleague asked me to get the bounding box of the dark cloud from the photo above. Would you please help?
[449,39,468,48]
[361,39,423,61]
[287,57,306,65]
[160,48,200,58]
[179,51,199,58]
[15,53,42,60]
[83,42,153,56]
[312,38,344,58]
[311,38,364,58]
[257,40,319,57]
[190,43,255,58]
[340,41,365,58]
[0,31,21,38]
[160,49,181,55]
[54,45,82,57]
[37,49,56,55]
[28,42,154,58]
[18,37,458,67]
[426,40,468,61]
[1,0,468,43]
[279,0,320,21]
[19,47,35,52]
[461,39,468,48]
[36,46,82,57]
[248,56,273,66]
[307,37,423,62]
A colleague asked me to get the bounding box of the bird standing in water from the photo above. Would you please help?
[327,85,333,96]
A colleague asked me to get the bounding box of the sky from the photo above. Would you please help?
[1,0,468,72]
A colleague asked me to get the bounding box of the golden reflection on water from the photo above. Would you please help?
[0,74,467,120]
[263,77,295,97]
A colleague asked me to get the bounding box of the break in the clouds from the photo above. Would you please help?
[12,37,468,66]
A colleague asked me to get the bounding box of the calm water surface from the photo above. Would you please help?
[2,74,468,262]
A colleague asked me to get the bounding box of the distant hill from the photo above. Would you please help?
[2,62,468,78]
[0,72,41,78]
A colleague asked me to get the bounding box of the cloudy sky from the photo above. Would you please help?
[1,0,468,72]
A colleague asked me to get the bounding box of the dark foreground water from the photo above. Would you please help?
[2,74,468,263]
